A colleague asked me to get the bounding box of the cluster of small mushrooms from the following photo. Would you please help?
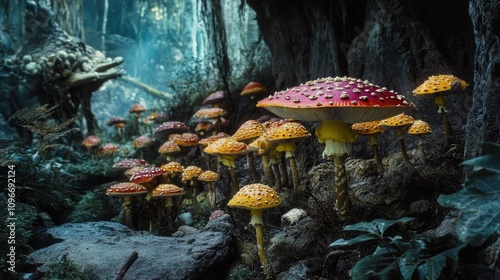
[82,75,468,279]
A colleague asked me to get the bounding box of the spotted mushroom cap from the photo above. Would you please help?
[227,183,281,210]
[257,76,414,123]
[241,82,268,96]
[130,166,165,183]
[192,108,227,121]
[204,137,249,157]
[198,170,220,182]
[133,135,153,149]
[169,133,200,147]
[106,182,148,197]
[199,132,231,147]
[152,184,185,198]
[407,120,432,135]
[160,161,184,173]
[99,143,119,155]
[124,166,146,178]
[412,75,469,96]
[113,158,149,169]
[378,113,415,130]
[82,135,101,148]
[129,103,146,114]
[182,166,203,181]
[232,120,266,142]
[153,121,189,140]
[351,120,384,135]
[202,90,225,105]
[195,122,215,133]
[158,140,181,154]
[264,121,311,144]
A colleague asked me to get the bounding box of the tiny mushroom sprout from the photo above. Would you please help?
[129,103,146,118]
[204,137,249,194]
[153,121,189,141]
[227,183,281,279]
[202,90,226,108]
[198,170,220,209]
[378,113,415,167]
[407,120,432,163]
[257,76,414,219]
[158,140,181,162]
[232,120,266,181]
[106,182,148,229]
[152,184,185,230]
[241,81,268,99]
[182,165,203,198]
[264,121,311,192]
[351,120,385,174]
[412,74,469,149]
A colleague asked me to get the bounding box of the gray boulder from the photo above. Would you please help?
[27,218,233,280]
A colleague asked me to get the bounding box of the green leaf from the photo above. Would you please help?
[375,217,414,236]
[343,217,414,236]
[438,173,500,243]
[351,252,400,280]
[462,154,500,173]
[479,142,500,157]
[329,234,379,247]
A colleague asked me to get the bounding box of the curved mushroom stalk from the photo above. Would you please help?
[368,136,384,174]
[396,129,412,167]
[434,96,452,149]
[123,196,135,230]
[247,152,261,182]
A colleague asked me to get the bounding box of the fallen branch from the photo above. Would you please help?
[112,251,139,280]
[121,76,172,100]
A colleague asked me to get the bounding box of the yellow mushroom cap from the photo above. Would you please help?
[160,161,184,173]
[106,182,148,197]
[152,184,185,198]
[182,166,203,181]
[198,170,220,182]
[169,133,200,147]
[264,121,311,144]
[227,183,281,210]
[158,140,181,154]
[412,75,469,96]
[351,120,384,135]
[204,137,248,156]
[233,120,265,142]
[407,120,432,135]
[378,113,415,130]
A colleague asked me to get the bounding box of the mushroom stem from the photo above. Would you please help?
[333,155,349,220]
[228,166,239,194]
[123,196,135,230]
[247,153,261,182]
[371,144,384,174]
[250,209,275,280]
[262,156,273,185]
[435,96,452,150]
[418,136,427,164]
[396,129,412,167]
[270,158,281,191]
[279,154,289,189]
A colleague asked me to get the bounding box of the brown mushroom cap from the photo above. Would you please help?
[158,140,181,154]
[106,117,127,127]
[129,103,146,114]
[257,76,414,123]
[198,170,220,182]
[192,108,227,121]
[182,166,203,181]
[204,137,249,157]
[351,120,384,135]
[412,75,469,96]
[99,143,120,155]
[160,161,184,174]
[241,82,268,96]
[378,113,415,130]
[152,184,185,198]
[202,90,225,105]
[133,135,153,149]
[264,122,311,144]
[195,122,215,133]
[169,133,200,147]
[407,120,432,135]
[106,182,148,197]
[227,183,281,210]
[82,135,101,148]
[153,121,189,140]
[233,120,266,142]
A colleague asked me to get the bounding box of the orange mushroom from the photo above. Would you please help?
[412,75,469,149]
[158,140,181,162]
[232,120,266,181]
[352,120,385,173]
[106,182,148,229]
[227,183,281,279]
[241,82,268,99]
[181,166,203,198]
[407,120,432,163]
[198,170,220,209]
[379,113,415,167]
[152,184,185,231]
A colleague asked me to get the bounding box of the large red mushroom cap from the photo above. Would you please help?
[130,166,165,184]
[257,76,414,123]
[106,182,148,197]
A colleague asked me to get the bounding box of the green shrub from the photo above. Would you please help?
[44,254,89,280]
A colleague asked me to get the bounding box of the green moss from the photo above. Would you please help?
[229,266,256,280]
[44,254,89,280]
